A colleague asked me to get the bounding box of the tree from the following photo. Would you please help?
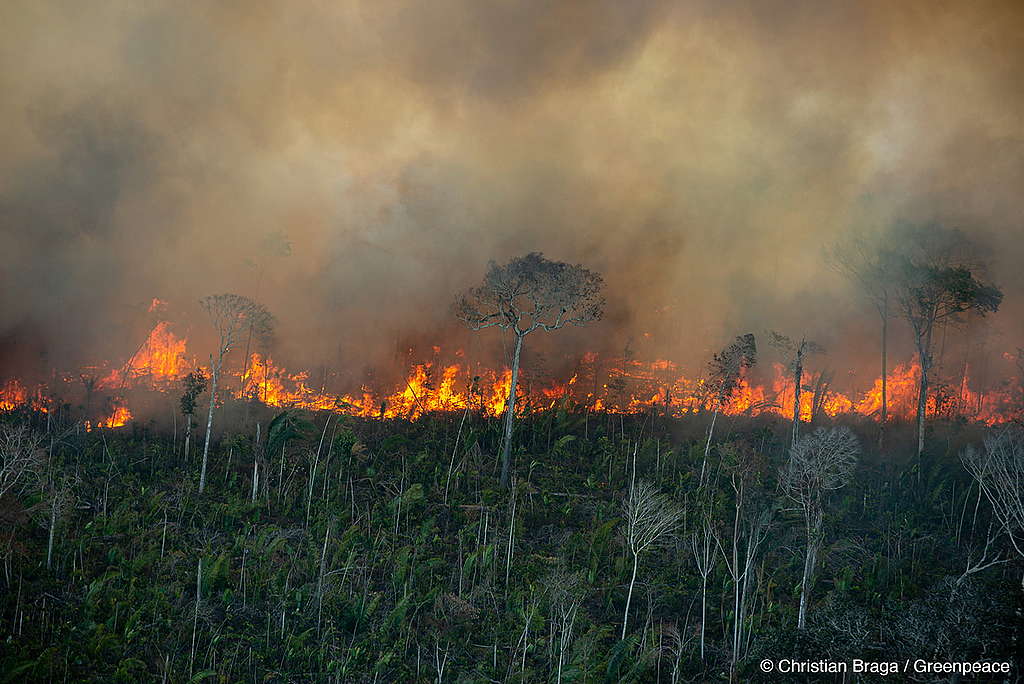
[180,370,208,462]
[0,423,44,499]
[454,252,604,488]
[198,294,274,494]
[769,332,823,447]
[962,430,1024,586]
[701,333,757,483]
[689,497,716,662]
[716,443,771,673]
[782,426,860,630]
[620,479,684,640]
[890,226,1002,459]
[543,569,585,684]
[827,233,899,451]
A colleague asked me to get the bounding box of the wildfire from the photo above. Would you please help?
[85,402,133,430]
[0,378,48,413]
[98,321,190,390]
[1,318,1021,429]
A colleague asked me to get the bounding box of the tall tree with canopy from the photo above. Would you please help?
[889,225,1002,459]
[198,294,274,494]
[827,232,900,451]
[455,252,604,488]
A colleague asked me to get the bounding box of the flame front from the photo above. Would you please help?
[1,319,1021,428]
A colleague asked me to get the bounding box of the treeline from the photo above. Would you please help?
[0,405,1020,682]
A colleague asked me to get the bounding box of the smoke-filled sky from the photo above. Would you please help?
[2,1,1023,389]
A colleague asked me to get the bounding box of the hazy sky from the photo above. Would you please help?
[2,1,1022,388]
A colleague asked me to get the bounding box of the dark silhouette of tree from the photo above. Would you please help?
[889,226,1002,459]
[769,332,824,447]
[180,370,208,462]
[454,252,604,488]
[827,232,901,451]
[198,294,274,494]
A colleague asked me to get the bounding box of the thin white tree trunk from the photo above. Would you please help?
[622,551,639,640]
[199,357,221,494]
[701,406,720,484]
[46,496,57,571]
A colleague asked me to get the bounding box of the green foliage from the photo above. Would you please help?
[0,409,1017,682]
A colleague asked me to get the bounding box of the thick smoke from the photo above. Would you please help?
[1,0,1023,392]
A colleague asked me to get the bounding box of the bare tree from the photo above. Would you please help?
[544,569,585,684]
[455,252,604,488]
[702,333,757,483]
[962,430,1024,586]
[782,426,860,630]
[827,232,900,451]
[0,423,44,499]
[717,459,771,673]
[689,500,716,662]
[198,294,274,494]
[889,225,1002,459]
[769,332,824,447]
[621,479,684,639]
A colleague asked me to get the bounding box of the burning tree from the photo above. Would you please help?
[782,426,860,630]
[454,252,604,488]
[889,226,1002,459]
[198,294,274,494]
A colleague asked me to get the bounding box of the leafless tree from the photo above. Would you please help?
[962,429,1024,586]
[454,252,604,488]
[717,465,771,673]
[701,333,757,483]
[42,473,76,571]
[621,479,684,639]
[198,294,274,494]
[544,569,585,684]
[889,225,1002,460]
[690,500,715,662]
[782,426,860,630]
[0,423,44,499]
[769,332,824,447]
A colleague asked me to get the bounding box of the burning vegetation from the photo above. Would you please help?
[1,315,1019,428]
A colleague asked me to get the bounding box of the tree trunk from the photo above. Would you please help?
[797,515,821,630]
[915,327,933,461]
[46,496,57,571]
[622,551,639,640]
[499,334,523,489]
[199,356,221,494]
[701,405,720,484]
[183,419,192,462]
[791,353,803,447]
[879,297,888,452]
[699,573,707,661]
